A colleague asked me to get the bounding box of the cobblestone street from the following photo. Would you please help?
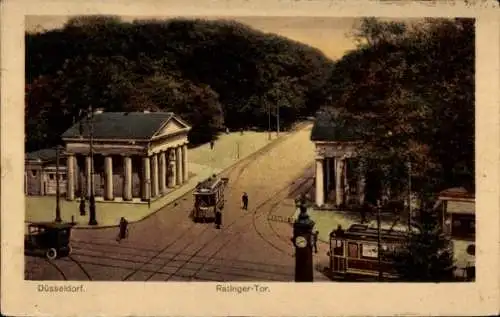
[25,126,332,282]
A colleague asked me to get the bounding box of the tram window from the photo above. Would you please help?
[348,242,359,258]
[361,243,378,259]
[197,195,215,206]
[333,240,344,256]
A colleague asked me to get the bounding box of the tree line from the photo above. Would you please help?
[26,16,334,150]
[26,16,474,281]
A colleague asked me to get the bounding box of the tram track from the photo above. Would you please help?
[250,176,314,257]
[65,124,312,282]
[170,174,314,281]
[43,258,68,280]
[265,177,315,245]
[67,255,92,280]
[121,136,274,281]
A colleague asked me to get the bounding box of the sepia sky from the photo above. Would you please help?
[25,15,364,60]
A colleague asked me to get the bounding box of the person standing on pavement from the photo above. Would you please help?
[215,209,222,229]
[312,230,319,253]
[242,192,249,210]
[117,217,129,242]
[210,140,215,150]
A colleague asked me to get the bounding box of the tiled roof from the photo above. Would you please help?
[26,147,64,162]
[62,112,175,140]
[310,109,364,142]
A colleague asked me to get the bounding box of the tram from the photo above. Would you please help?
[191,174,229,223]
[327,224,409,280]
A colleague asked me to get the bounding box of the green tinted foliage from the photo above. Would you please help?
[25,17,334,150]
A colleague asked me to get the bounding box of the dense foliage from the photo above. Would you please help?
[25,16,335,150]
[390,210,456,282]
[326,18,475,203]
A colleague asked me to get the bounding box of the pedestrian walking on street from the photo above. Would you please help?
[210,140,215,150]
[312,230,319,253]
[117,217,129,242]
[79,198,86,216]
[215,209,222,229]
[242,192,249,210]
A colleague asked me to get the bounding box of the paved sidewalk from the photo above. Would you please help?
[25,127,305,228]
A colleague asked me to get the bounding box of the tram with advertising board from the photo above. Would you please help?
[327,224,411,280]
[191,174,229,223]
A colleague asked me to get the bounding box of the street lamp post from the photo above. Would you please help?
[377,203,382,280]
[276,100,280,138]
[87,106,98,226]
[268,102,271,140]
[54,145,62,223]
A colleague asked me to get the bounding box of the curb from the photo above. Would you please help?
[72,122,312,229]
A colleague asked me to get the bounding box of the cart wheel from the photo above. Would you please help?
[46,248,58,260]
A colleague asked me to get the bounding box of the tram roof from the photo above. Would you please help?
[336,224,413,241]
[194,176,225,193]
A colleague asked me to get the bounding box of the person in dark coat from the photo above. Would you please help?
[214,210,222,229]
[79,198,86,216]
[117,217,129,242]
[242,192,249,210]
[210,140,215,150]
[312,230,319,253]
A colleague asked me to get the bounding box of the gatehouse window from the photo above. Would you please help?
[48,174,54,180]
[31,170,37,177]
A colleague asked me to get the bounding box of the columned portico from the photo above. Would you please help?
[313,143,368,209]
[58,111,191,205]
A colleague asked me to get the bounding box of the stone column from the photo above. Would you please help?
[66,154,75,200]
[123,156,132,201]
[344,158,350,204]
[325,158,331,192]
[315,157,324,207]
[85,156,92,198]
[104,156,113,200]
[335,157,344,207]
[151,153,159,198]
[142,156,151,201]
[40,169,45,195]
[159,151,167,194]
[182,144,188,182]
[357,171,366,206]
[168,149,176,188]
[176,146,182,185]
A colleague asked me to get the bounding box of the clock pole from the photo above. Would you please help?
[292,195,315,282]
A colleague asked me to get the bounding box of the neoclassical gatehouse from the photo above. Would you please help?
[25,111,191,203]
[310,110,365,208]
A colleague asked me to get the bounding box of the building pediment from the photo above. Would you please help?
[152,116,191,139]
